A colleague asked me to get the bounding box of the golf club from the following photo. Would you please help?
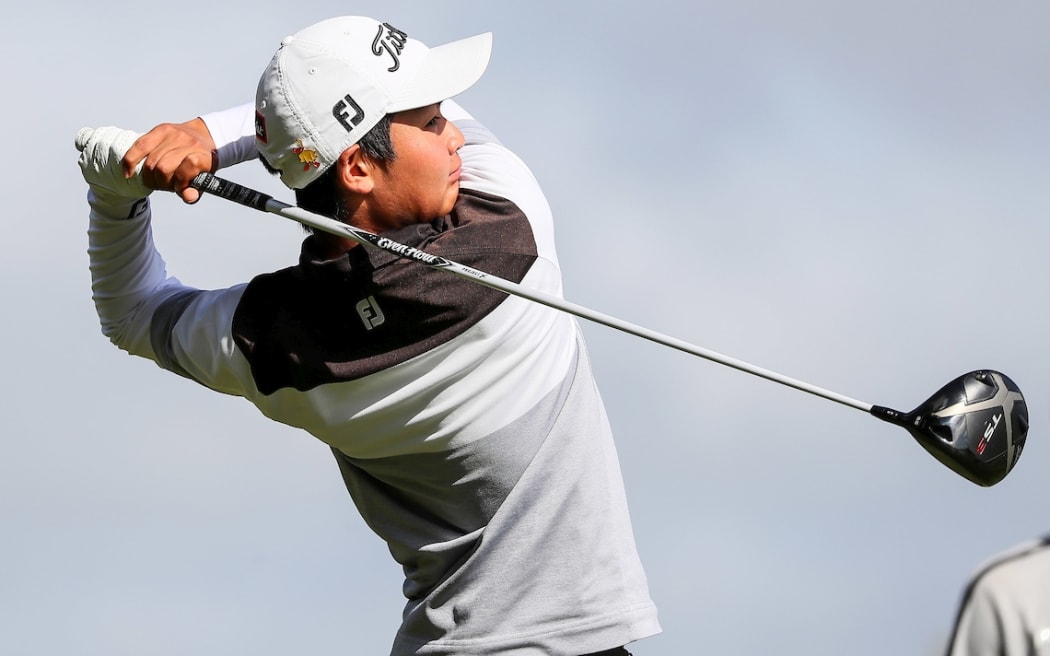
[186,171,1028,487]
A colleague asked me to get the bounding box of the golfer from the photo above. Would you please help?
[76,15,660,656]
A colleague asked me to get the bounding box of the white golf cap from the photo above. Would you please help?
[255,16,493,189]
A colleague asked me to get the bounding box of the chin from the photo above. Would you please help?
[440,194,459,216]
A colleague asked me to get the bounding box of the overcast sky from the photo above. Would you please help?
[5,1,1049,655]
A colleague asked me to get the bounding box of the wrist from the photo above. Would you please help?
[87,188,149,220]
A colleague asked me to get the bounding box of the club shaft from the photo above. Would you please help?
[191,172,874,413]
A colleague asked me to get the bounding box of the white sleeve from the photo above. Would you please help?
[88,197,256,396]
[200,103,257,169]
[88,200,169,359]
[447,101,560,271]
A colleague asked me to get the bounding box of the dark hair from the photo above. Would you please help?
[259,115,396,225]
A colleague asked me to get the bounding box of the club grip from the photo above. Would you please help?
[191,172,272,212]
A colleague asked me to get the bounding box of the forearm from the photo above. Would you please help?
[88,199,175,358]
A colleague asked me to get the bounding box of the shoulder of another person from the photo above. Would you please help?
[971,536,1050,589]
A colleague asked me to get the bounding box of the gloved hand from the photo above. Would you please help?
[75,126,152,217]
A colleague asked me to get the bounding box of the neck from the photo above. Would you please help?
[313,233,361,258]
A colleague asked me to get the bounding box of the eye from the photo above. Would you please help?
[423,104,445,131]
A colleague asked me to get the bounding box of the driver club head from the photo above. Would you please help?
[870,370,1028,486]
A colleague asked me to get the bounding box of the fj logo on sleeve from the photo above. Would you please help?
[356,296,386,330]
[372,23,408,72]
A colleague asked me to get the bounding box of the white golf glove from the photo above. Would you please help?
[75,126,152,217]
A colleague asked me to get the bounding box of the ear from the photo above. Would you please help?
[335,145,375,195]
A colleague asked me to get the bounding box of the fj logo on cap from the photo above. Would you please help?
[333,94,365,134]
[372,23,408,72]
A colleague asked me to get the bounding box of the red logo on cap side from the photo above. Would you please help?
[255,110,268,144]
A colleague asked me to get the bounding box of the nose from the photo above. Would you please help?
[446,122,464,153]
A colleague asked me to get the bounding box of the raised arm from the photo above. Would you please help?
[121,103,257,203]
[76,120,257,395]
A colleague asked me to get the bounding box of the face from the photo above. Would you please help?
[365,103,465,230]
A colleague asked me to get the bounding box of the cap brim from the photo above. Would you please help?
[389,32,493,112]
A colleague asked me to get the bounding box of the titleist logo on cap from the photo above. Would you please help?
[373,23,408,72]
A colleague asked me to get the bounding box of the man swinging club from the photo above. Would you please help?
[75,15,661,656]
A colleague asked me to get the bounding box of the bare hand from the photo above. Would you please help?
[122,118,217,204]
